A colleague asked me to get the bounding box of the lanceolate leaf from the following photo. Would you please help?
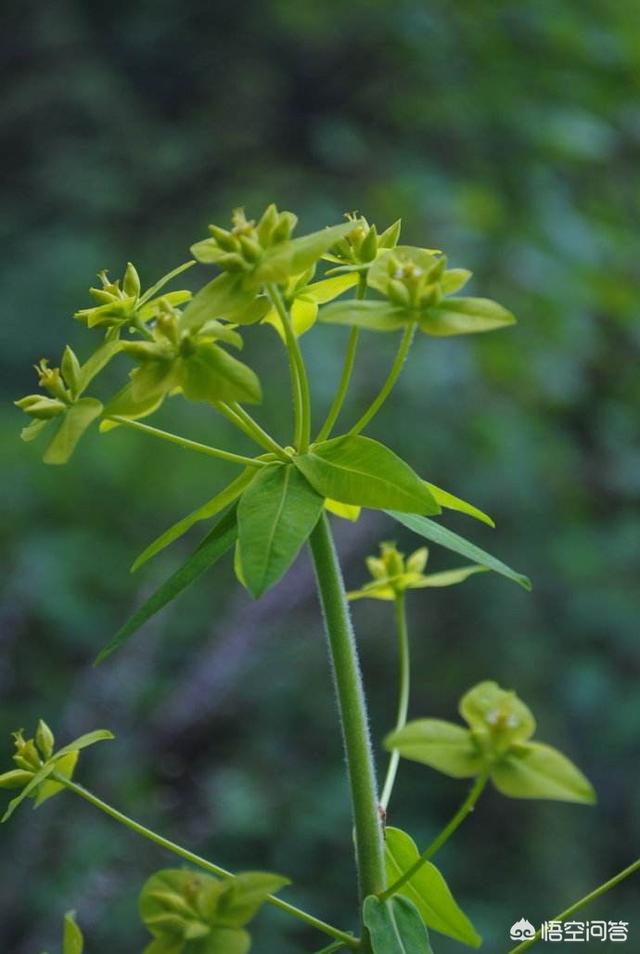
[131,469,254,572]
[95,507,238,663]
[424,482,495,527]
[386,511,531,589]
[296,437,440,515]
[491,741,596,804]
[237,465,324,597]
[363,896,433,954]
[385,827,481,947]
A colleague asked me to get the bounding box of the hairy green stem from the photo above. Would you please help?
[316,273,367,442]
[509,857,640,953]
[349,323,416,436]
[107,416,268,468]
[309,514,386,951]
[215,401,289,460]
[380,770,489,901]
[380,593,410,812]
[56,775,359,949]
[267,283,312,451]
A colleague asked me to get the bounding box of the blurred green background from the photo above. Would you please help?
[2,1,639,951]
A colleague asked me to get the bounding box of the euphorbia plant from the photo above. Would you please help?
[6,206,637,952]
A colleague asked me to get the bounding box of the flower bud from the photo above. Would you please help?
[208,225,239,252]
[239,235,263,263]
[256,203,280,246]
[123,262,141,298]
[61,346,81,396]
[35,719,55,760]
[15,395,66,419]
[387,279,412,307]
[216,252,248,271]
[271,211,297,244]
[380,542,405,578]
[359,224,378,263]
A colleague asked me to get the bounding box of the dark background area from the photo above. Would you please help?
[1,1,639,951]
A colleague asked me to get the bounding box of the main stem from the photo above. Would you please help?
[380,593,410,812]
[309,514,386,949]
[380,770,489,901]
[57,776,359,950]
[509,857,640,953]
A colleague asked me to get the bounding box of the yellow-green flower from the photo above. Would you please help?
[0,721,114,822]
[74,261,194,334]
[348,541,486,601]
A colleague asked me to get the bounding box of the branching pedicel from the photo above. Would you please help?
[6,207,637,952]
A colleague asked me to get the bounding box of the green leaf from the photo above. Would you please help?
[424,482,494,527]
[182,272,256,330]
[100,380,165,431]
[34,751,79,807]
[418,297,516,336]
[2,761,56,822]
[237,465,324,597]
[440,269,472,295]
[385,827,481,947]
[491,741,596,804]
[385,720,483,778]
[43,398,103,465]
[63,912,84,954]
[0,769,34,789]
[386,511,531,589]
[256,221,358,282]
[363,895,433,954]
[319,299,408,332]
[302,273,359,303]
[132,470,254,572]
[54,729,115,759]
[296,437,440,515]
[180,342,262,405]
[21,418,50,442]
[216,871,290,928]
[95,507,238,663]
[409,566,489,588]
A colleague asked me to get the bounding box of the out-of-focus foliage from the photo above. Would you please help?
[1,1,638,951]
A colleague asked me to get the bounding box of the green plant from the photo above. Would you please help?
[6,206,636,952]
